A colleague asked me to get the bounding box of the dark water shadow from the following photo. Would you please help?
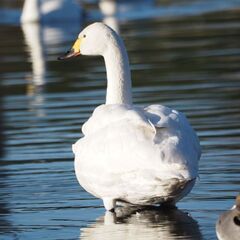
[0,82,4,158]
[80,207,203,240]
[0,83,8,231]
[0,91,18,239]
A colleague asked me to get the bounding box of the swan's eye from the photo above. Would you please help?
[234,216,240,226]
[83,34,86,38]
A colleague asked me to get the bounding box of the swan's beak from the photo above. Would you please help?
[58,38,81,60]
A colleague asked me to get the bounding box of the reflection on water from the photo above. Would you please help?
[22,23,47,117]
[22,23,46,86]
[21,17,82,117]
[81,208,203,240]
[0,0,240,239]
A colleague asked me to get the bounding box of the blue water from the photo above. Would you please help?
[0,0,240,239]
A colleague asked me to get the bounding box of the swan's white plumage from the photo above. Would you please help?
[63,22,201,210]
[73,104,200,207]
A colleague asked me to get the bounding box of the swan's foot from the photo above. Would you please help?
[103,198,116,211]
[161,201,177,209]
[115,205,144,218]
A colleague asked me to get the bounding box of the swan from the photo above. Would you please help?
[59,22,201,211]
[21,0,81,23]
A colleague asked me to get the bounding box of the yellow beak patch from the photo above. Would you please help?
[72,38,81,54]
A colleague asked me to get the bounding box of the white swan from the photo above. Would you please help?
[59,22,201,211]
[21,0,81,23]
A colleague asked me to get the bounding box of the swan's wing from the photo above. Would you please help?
[144,104,201,178]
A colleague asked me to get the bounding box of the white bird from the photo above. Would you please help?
[21,0,81,24]
[59,22,201,211]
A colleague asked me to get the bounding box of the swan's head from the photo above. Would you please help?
[58,22,117,60]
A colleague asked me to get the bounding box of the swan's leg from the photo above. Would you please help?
[103,198,116,211]
[117,201,134,207]
[161,200,177,209]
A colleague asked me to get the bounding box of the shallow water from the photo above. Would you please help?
[0,1,240,239]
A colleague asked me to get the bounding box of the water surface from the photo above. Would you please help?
[0,1,240,239]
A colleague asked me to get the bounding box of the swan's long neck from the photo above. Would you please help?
[104,36,132,105]
[21,0,40,23]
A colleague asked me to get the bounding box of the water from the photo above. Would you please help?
[0,1,240,239]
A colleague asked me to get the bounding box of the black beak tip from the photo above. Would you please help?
[57,50,80,61]
[57,55,65,61]
[57,50,71,61]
